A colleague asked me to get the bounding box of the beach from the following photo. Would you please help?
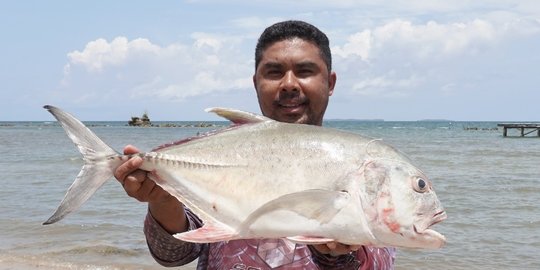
[1,120,539,269]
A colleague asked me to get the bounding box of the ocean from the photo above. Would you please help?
[1,119,539,269]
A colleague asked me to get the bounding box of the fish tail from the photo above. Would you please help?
[43,105,121,225]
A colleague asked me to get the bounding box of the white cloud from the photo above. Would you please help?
[61,34,253,103]
[55,8,540,120]
[333,19,499,61]
[67,37,161,72]
[191,32,222,52]
[333,17,540,101]
[332,30,372,60]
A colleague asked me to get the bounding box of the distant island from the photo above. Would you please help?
[127,112,218,128]
[128,112,151,127]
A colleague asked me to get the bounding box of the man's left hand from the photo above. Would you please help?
[311,242,361,256]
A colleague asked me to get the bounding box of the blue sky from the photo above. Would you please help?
[2,0,539,121]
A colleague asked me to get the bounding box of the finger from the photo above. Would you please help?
[123,144,140,155]
[348,245,361,252]
[125,169,147,184]
[126,176,153,202]
[123,170,147,197]
[335,243,353,253]
[114,156,143,182]
[327,242,337,250]
[327,243,356,256]
[139,175,157,193]
[311,244,331,254]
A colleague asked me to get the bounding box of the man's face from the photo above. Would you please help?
[253,38,336,126]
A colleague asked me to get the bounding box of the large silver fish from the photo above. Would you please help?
[43,105,447,249]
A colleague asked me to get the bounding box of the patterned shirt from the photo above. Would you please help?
[144,210,396,270]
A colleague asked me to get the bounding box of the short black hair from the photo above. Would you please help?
[255,20,332,73]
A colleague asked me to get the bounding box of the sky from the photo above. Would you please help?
[1,0,539,121]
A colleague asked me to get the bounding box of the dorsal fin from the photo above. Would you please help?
[205,107,272,124]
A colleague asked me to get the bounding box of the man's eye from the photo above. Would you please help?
[297,69,313,76]
[265,70,282,78]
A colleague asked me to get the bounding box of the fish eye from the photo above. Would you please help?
[418,179,426,189]
[413,177,429,193]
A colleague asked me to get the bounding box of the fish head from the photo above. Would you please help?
[360,158,447,249]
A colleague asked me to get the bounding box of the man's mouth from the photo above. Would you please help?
[280,103,301,108]
[277,102,305,114]
[277,96,308,110]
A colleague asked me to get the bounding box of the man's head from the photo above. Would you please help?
[253,20,336,126]
[255,20,332,74]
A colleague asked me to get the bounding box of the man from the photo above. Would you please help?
[114,20,395,269]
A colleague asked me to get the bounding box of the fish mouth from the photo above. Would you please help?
[413,210,447,248]
[428,210,447,227]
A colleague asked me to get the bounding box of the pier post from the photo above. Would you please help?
[497,123,540,137]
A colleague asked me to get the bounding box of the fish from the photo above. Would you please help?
[43,105,447,249]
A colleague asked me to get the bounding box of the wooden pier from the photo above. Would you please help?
[497,123,540,137]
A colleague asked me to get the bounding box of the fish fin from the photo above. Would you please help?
[286,236,336,245]
[43,105,120,225]
[205,107,272,124]
[174,222,237,243]
[238,189,350,233]
[43,106,119,159]
[43,163,115,224]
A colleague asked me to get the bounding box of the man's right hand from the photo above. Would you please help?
[114,145,189,234]
[113,145,172,203]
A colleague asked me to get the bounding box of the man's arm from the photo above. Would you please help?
[113,145,202,265]
[144,208,206,266]
[113,145,188,233]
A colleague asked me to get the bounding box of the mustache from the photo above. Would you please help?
[275,91,308,105]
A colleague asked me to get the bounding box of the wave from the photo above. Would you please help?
[0,244,157,270]
[0,252,117,270]
[47,244,140,257]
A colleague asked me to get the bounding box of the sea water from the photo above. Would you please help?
[0,120,539,269]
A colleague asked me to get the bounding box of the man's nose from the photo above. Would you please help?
[280,70,300,92]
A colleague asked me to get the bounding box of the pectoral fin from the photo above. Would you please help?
[286,236,336,245]
[174,222,237,243]
[238,189,350,233]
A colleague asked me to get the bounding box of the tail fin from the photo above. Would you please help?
[43,105,120,225]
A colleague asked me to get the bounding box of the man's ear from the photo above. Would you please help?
[253,74,261,95]
[328,71,337,96]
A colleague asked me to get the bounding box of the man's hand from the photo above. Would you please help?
[113,145,172,203]
[114,145,188,234]
[311,242,361,257]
